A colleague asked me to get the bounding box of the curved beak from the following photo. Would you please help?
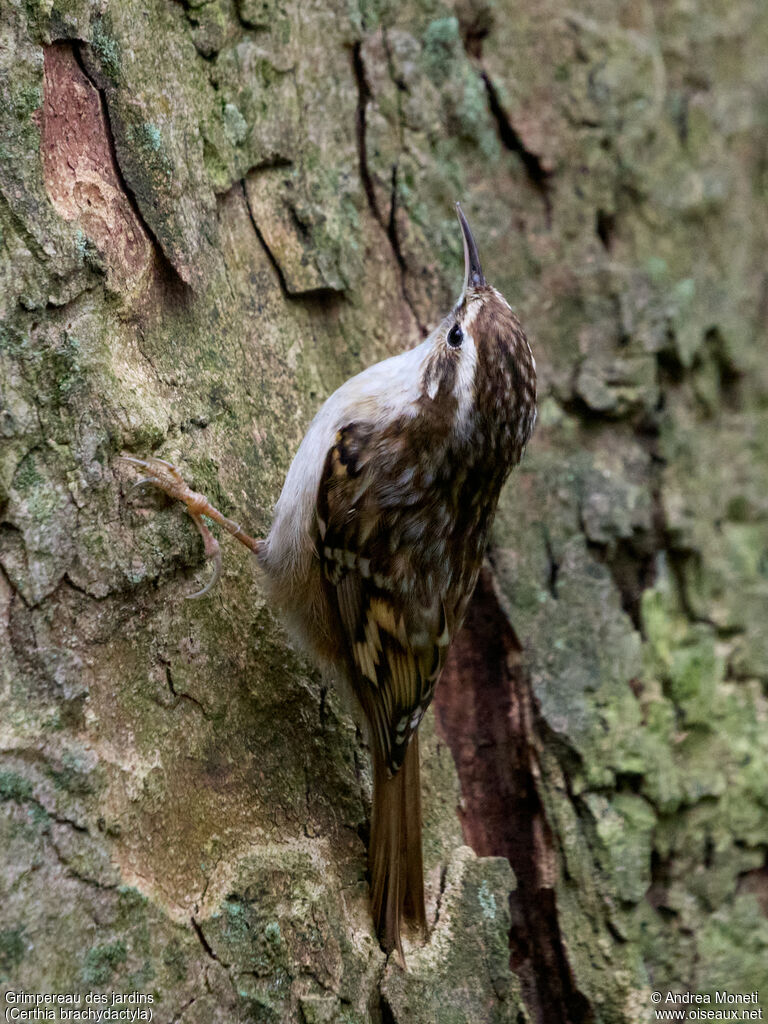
[456,202,486,292]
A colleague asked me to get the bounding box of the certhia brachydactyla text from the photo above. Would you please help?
[123,204,537,962]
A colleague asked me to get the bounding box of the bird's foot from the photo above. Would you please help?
[121,455,261,599]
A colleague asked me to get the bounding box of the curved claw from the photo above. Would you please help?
[120,454,175,470]
[185,510,222,599]
[185,544,222,600]
[120,455,185,488]
[142,456,184,482]
[127,476,156,498]
[120,455,154,472]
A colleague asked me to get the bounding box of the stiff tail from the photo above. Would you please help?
[369,731,427,961]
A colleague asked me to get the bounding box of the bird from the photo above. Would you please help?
[122,203,537,963]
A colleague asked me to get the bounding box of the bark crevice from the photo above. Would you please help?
[351,41,426,336]
[433,567,591,1024]
[480,70,553,227]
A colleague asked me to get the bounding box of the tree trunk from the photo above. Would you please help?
[2,1,767,1021]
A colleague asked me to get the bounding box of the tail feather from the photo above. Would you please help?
[370,732,426,961]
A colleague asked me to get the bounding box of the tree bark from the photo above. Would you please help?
[1,0,768,1021]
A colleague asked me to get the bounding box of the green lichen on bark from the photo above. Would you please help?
[1,0,768,1020]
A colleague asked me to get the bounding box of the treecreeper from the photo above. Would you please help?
[123,203,537,963]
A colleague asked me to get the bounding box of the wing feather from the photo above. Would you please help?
[317,424,453,774]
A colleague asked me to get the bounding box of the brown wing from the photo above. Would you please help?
[317,423,452,775]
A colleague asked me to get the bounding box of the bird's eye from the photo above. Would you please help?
[447,323,463,348]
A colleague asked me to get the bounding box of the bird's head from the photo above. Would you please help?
[420,204,537,462]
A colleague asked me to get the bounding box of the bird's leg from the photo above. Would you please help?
[122,455,262,599]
